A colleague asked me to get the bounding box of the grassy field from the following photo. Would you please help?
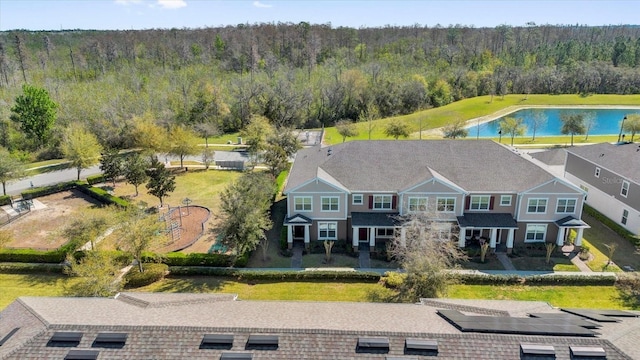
[580,213,639,272]
[322,94,640,145]
[112,168,242,210]
[509,256,580,272]
[1,273,636,311]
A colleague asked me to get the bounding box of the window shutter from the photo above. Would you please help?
[369,195,373,209]
[392,196,397,209]
[489,196,495,210]
[465,196,470,210]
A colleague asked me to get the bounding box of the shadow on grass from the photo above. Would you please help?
[25,163,72,175]
[142,275,228,293]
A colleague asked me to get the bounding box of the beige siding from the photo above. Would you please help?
[288,192,348,219]
[518,193,584,222]
[463,193,516,215]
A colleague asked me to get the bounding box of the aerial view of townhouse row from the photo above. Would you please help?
[1,4,640,359]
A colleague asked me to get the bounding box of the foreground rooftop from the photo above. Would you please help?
[1,293,638,359]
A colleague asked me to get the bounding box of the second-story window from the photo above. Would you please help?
[527,198,547,213]
[556,199,576,213]
[436,197,455,212]
[470,195,490,210]
[408,197,428,212]
[373,195,393,210]
[621,180,629,198]
[321,196,339,211]
[294,196,312,211]
[500,195,512,206]
[352,194,363,205]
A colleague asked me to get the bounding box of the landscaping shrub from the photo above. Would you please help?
[168,267,381,282]
[73,250,132,266]
[381,271,406,289]
[0,249,65,263]
[280,226,288,250]
[0,195,11,206]
[456,272,616,286]
[124,263,169,288]
[76,183,130,207]
[0,262,65,274]
[21,181,80,199]
[162,252,234,267]
[86,174,106,185]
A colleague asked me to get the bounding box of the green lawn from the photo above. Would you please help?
[323,94,640,145]
[0,273,74,310]
[112,168,242,210]
[1,273,637,311]
[448,285,632,309]
[579,213,639,272]
[509,256,580,272]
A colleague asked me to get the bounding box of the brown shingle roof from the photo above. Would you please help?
[1,293,638,360]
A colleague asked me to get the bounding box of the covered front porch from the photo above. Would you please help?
[457,213,519,253]
[284,214,313,249]
[555,216,590,247]
[351,212,399,252]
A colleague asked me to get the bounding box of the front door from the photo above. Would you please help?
[294,226,305,239]
[359,228,369,242]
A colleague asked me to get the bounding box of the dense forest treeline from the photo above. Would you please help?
[1,23,640,157]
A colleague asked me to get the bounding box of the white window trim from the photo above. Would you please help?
[320,196,340,212]
[373,195,393,210]
[526,198,548,214]
[622,209,629,225]
[621,180,630,198]
[352,194,363,205]
[408,196,428,212]
[595,167,600,178]
[500,195,512,206]
[524,224,547,243]
[294,196,312,212]
[555,198,577,214]
[436,197,456,213]
[470,195,491,211]
[376,228,395,238]
[318,221,337,240]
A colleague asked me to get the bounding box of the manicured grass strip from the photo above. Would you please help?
[135,276,394,302]
[0,274,73,310]
[448,285,629,309]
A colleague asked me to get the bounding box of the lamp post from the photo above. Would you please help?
[498,129,502,144]
[618,116,627,143]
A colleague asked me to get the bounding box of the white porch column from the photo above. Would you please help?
[458,227,466,248]
[370,227,376,246]
[489,228,497,249]
[556,227,565,246]
[574,228,584,247]
[287,225,293,244]
[400,228,407,246]
[506,229,515,250]
[352,227,359,247]
[304,225,310,244]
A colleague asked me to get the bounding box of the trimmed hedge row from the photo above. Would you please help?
[0,195,10,206]
[168,267,382,282]
[158,252,235,267]
[21,181,80,199]
[86,174,106,185]
[75,183,130,207]
[0,249,66,263]
[455,273,617,286]
[0,262,65,274]
[584,204,639,246]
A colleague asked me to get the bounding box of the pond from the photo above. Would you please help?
[469,108,640,138]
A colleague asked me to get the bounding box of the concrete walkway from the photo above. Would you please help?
[495,252,516,271]
[290,242,303,268]
[358,244,371,269]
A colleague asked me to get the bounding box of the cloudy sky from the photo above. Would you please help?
[1,0,638,31]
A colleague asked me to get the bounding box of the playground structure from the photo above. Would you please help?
[157,204,211,252]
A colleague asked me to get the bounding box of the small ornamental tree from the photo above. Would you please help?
[442,120,469,139]
[145,156,176,207]
[124,153,149,197]
[61,123,103,180]
[64,251,123,297]
[168,125,200,169]
[335,119,359,142]
[560,112,586,146]
[0,147,25,196]
[116,207,164,273]
[499,116,526,146]
[100,148,123,187]
[622,114,640,142]
[384,121,410,140]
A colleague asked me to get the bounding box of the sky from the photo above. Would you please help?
[1,0,639,31]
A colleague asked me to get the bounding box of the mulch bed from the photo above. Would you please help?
[157,206,211,252]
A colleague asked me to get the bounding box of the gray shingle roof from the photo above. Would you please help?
[530,148,568,166]
[284,140,556,194]
[1,293,638,360]
[566,142,640,184]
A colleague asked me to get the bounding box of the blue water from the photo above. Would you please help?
[469,108,640,138]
